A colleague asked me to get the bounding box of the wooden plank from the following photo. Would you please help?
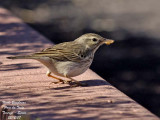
[0,7,159,120]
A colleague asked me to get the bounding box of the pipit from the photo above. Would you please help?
[7,33,114,86]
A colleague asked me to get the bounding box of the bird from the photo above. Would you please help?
[7,33,114,86]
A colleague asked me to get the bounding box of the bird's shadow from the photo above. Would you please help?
[53,79,110,90]
[81,79,110,86]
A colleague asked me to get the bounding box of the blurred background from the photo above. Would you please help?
[0,0,160,117]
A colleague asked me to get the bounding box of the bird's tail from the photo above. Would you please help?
[7,55,34,59]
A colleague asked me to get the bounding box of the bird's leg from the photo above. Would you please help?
[46,71,68,84]
[68,77,87,87]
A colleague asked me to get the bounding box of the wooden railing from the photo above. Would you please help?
[0,7,159,120]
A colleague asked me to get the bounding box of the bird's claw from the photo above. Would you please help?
[50,79,69,85]
[50,80,88,87]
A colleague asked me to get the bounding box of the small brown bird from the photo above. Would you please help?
[7,33,114,86]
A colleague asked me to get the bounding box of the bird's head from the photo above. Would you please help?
[75,33,114,52]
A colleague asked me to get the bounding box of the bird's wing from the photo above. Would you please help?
[32,42,84,62]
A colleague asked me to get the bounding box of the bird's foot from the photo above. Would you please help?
[47,73,88,87]
[50,80,87,87]
[50,79,70,85]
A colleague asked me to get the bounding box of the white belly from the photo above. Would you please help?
[55,60,91,77]
[36,57,91,77]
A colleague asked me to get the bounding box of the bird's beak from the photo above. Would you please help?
[104,39,114,45]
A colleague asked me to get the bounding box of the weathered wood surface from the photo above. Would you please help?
[0,7,159,120]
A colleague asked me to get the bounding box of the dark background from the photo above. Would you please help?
[1,0,160,117]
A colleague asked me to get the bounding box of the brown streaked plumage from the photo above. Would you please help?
[7,33,114,86]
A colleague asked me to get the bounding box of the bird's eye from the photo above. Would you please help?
[92,38,97,42]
